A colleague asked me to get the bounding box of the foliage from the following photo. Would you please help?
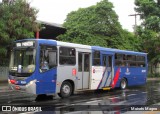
[0,0,39,66]
[135,0,160,66]
[148,73,160,77]
[59,0,138,51]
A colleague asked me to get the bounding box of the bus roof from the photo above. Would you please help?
[57,40,91,49]
[15,39,147,55]
[92,46,147,55]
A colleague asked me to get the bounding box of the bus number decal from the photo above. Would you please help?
[142,70,146,73]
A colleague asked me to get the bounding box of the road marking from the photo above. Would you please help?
[0,90,13,93]
[108,96,120,99]
[0,95,11,97]
[143,111,160,114]
[127,94,136,97]
[86,100,102,104]
[20,112,40,114]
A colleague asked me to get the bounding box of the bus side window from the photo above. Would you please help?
[59,47,76,65]
[136,56,145,67]
[115,53,124,66]
[40,50,49,72]
[93,51,100,66]
[49,51,57,67]
[40,45,57,72]
[84,54,89,71]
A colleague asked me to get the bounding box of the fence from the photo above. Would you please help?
[0,67,9,82]
[148,63,160,77]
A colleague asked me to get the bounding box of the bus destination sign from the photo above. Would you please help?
[16,41,35,47]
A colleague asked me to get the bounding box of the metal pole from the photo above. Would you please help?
[36,31,39,39]
[128,13,141,34]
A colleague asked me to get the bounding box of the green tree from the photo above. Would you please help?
[0,0,39,65]
[59,0,138,51]
[135,0,160,68]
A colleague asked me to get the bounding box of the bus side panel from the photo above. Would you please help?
[113,67,147,88]
[56,45,91,93]
[56,66,77,94]
[36,69,57,94]
[35,40,58,95]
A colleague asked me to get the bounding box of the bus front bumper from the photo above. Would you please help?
[8,80,36,94]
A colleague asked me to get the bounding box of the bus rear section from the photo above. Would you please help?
[112,54,147,89]
[91,46,148,90]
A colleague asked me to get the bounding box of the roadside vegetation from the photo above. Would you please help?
[59,0,139,51]
[0,0,39,66]
[135,0,160,75]
[59,0,160,76]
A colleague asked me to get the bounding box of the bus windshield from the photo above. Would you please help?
[9,47,36,76]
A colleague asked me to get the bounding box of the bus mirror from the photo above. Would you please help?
[49,51,57,66]
[45,50,48,58]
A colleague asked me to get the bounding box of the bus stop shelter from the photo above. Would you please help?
[35,20,66,40]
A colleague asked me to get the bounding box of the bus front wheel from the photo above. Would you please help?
[120,78,127,90]
[58,81,72,98]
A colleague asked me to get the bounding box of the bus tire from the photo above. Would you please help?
[35,94,47,101]
[120,78,127,90]
[58,81,72,98]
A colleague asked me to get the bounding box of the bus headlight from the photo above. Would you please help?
[26,80,36,87]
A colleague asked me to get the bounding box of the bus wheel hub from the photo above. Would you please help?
[63,85,70,94]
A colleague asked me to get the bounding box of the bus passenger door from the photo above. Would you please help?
[36,45,57,94]
[77,52,90,90]
[102,54,113,87]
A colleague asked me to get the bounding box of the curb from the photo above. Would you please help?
[147,78,160,81]
[0,80,8,84]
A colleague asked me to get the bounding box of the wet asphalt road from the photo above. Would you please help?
[1,80,160,113]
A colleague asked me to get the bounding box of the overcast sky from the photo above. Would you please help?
[1,0,141,32]
[29,0,141,32]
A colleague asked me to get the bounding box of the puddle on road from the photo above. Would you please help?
[32,82,160,113]
[1,80,160,114]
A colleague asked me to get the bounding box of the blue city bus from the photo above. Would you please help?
[8,39,148,98]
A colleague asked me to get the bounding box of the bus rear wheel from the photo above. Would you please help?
[120,78,127,90]
[58,81,73,98]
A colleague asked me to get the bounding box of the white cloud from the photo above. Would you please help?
[109,0,141,32]
[29,0,140,32]
[30,0,100,24]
